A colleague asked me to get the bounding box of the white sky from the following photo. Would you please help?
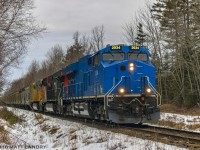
[10,0,153,81]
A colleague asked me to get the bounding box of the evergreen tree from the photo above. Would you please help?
[135,23,146,46]
[152,0,200,107]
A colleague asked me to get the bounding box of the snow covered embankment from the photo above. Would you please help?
[0,107,187,150]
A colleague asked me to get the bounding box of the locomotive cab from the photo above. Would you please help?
[96,45,161,124]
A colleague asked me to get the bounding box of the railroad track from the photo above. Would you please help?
[145,125,200,147]
[8,106,200,149]
[120,124,200,149]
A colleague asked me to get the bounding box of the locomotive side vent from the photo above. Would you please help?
[120,66,126,71]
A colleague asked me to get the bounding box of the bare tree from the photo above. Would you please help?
[80,35,95,55]
[39,60,49,78]
[138,3,166,101]
[122,18,137,45]
[27,60,40,83]
[0,0,45,91]
[46,44,64,73]
[123,5,164,83]
[7,59,41,94]
[91,25,105,51]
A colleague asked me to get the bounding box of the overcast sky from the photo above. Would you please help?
[10,0,153,81]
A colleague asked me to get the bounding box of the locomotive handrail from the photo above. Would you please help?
[146,76,162,106]
[65,82,83,99]
[104,76,125,110]
[106,76,125,96]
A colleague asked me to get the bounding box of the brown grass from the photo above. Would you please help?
[83,135,93,145]
[96,137,107,143]
[187,124,200,130]
[70,134,77,141]
[35,114,46,124]
[154,120,200,131]
[41,124,51,132]
[0,126,5,133]
[0,126,10,144]
[0,107,20,125]
[69,128,77,134]
[155,120,185,130]
[49,126,59,135]
[35,114,43,120]
[41,123,60,135]
[160,104,200,116]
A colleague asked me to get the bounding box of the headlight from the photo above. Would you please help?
[146,88,152,93]
[119,88,125,94]
[129,63,134,71]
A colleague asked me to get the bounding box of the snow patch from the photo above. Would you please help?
[159,112,200,132]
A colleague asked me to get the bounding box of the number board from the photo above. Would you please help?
[130,45,140,50]
[111,45,121,50]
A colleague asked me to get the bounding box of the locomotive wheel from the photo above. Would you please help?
[88,102,95,119]
[37,103,40,110]
[53,103,58,114]
[39,102,45,112]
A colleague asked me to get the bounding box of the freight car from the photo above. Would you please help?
[4,45,161,124]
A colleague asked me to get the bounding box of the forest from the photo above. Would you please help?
[0,0,200,107]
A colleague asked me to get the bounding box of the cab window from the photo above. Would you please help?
[128,53,148,61]
[88,57,92,65]
[103,52,125,61]
[94,54,99,67]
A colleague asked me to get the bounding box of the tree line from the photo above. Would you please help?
[4,26,105,96]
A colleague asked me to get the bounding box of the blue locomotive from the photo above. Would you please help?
[4,45,161,124]
[59,45,161,123]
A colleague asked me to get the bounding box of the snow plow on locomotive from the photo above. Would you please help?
[3,45,161,124]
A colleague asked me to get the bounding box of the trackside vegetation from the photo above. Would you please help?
[0,107,20,125]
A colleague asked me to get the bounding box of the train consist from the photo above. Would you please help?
[3,45,161,124]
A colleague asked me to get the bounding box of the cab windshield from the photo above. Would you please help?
[103,52,125,61]
[128,53,148,61]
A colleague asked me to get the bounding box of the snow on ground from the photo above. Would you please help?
[161,112,200,125]
[0,107,187,150]
[157,112,200,133]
